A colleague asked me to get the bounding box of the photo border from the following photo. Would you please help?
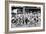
[5,1,45,34]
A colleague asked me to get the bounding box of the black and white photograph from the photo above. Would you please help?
[9,3,44,32]
[11,6,41,28]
